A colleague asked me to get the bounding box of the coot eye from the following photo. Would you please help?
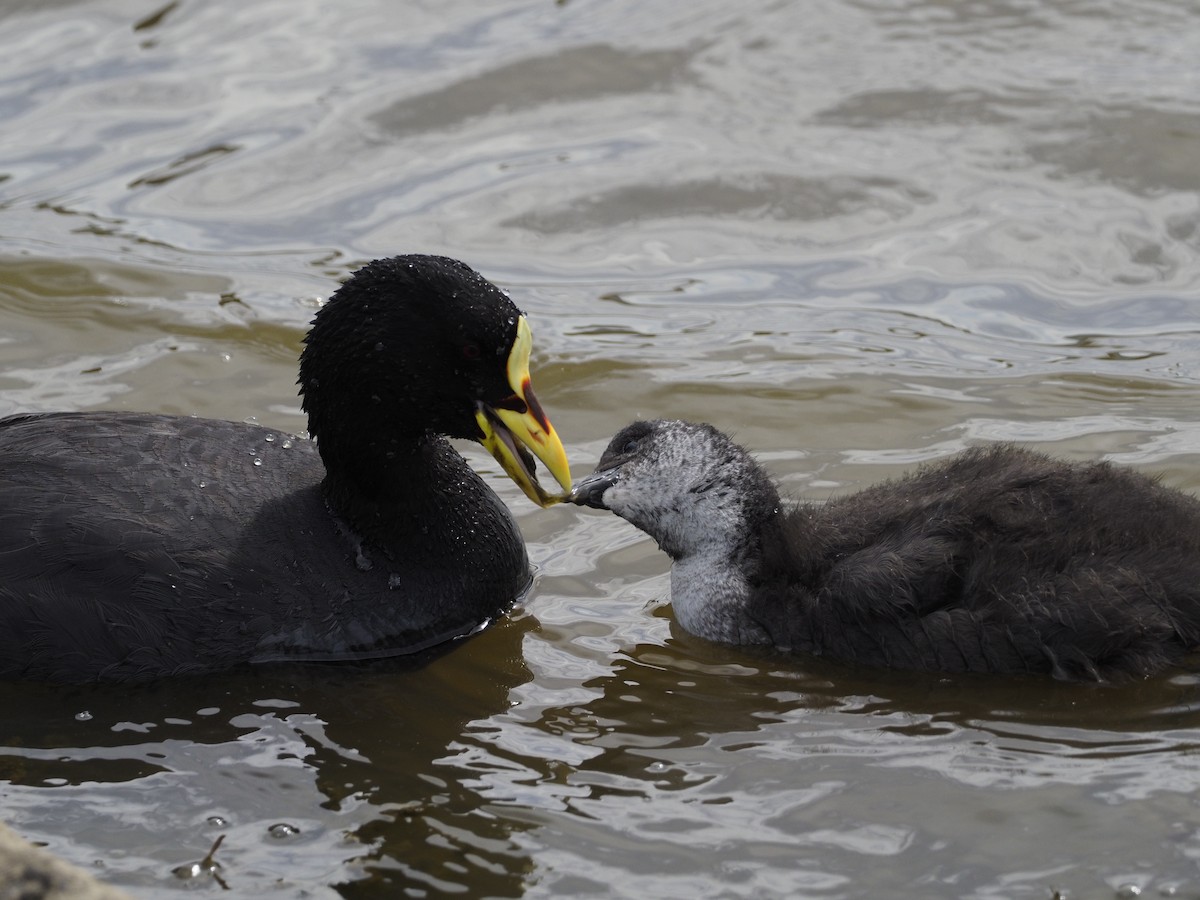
[622,438,640,455]
[461,341,481,360]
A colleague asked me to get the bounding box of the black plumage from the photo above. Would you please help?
[0,255,572,682]
[571,419,1200,681]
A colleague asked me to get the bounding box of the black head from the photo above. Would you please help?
[298,255,570,504]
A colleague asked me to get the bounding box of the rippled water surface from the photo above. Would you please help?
[3,0,1200,897]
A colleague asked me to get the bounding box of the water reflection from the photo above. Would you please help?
[448,621,1200,896]
[0,616,540,896]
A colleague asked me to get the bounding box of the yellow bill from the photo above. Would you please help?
[475,316,572,507]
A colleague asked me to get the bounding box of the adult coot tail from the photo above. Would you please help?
[571,419,1200,681]
[0,255,572,682]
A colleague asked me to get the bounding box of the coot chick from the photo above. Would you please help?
[571,419,1200,681]
[0,255,572,682]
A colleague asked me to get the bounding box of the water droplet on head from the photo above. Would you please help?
[374,342,384,352]
[253,458,263,467]
[281,439,293,449]
[264,434,275,443]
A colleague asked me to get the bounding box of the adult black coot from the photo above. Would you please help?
[571,419,1200,681]
[0,255,572,682]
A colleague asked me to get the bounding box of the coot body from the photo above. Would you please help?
[0,255,571,682]
[572,419,1200,681]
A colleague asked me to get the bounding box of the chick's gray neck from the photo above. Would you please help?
[658,449,781,646]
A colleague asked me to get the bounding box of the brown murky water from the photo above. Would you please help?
[3,0,1200,897]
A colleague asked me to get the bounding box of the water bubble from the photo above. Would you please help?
[206,816,228,828]
[74,711,92,722]
[267,823,300,840]
[172,834,226,887]
[1117,885,1143,899]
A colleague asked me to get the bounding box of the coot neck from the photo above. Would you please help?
[668,482,782,646]
[315,432,463,542]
